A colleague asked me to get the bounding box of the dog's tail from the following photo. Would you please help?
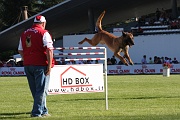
[96,11,105,31]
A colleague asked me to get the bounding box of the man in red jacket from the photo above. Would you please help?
[18,15,53,117]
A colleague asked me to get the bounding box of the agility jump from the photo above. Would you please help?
[49,47,108,110]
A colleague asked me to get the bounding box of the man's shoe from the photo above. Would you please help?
[42,114,51,117]
[30,114,42,117]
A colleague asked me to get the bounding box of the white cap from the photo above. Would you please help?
[34,15,46,23]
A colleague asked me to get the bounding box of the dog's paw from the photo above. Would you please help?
[78,41,82,45]
[125,63,129,66]
[129,62,134,65]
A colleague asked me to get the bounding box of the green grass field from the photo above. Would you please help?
[0,75,180,120]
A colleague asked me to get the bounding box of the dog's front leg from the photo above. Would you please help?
[114,53,129,66]
[124,52,134,65]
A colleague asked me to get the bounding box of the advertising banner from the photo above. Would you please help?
[107,64,180,74]
[0,67,25,76]
[48,64,104,94]
[0,64,179,76]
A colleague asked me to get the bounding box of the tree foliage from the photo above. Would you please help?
[41,0,65,9]
[0,0,32,30]
[0,0,64,31]
[0,0,64,60]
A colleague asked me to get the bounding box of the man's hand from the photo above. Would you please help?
[45,67,51,76]
[46,48,53,76]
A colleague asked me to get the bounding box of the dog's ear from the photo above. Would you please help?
[128,31,133,34]
[122,31,126,37]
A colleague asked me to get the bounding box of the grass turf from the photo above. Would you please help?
[0,75,180,120]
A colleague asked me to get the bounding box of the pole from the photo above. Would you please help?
[104,48,108,110]
[22,6,28,20]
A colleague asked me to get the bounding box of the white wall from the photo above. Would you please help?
[63,33,180,64]
[130,34,180,63]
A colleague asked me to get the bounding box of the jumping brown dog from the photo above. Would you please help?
[78,11,135,66]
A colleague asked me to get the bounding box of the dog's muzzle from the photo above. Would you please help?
[125,38,134,47]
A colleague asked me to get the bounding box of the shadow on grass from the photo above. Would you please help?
[0,112,30,119]
[64,98,115,101]
[67,114,180,120]
[57,95,180,102]
[123,96,180,100]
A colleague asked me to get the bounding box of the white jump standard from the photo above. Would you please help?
[49,47,108,110]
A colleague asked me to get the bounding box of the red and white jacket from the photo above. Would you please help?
[18,24,54,66]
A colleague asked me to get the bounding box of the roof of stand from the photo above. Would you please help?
[0,0,179,51]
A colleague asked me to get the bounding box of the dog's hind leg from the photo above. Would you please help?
[78,37,99,46]
[78,34,100,46]
[78,37,89,45]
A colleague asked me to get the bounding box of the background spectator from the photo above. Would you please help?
[172,57,178,64]
[156,57,162,64]
[164,57,170,63]
[118,60,123,65]
[149,57,153,64]
[161,57,165,63]
[111,56,117,65]
[95,60,99,64]
[107,58,112,65]
[141,55,147,64]
[154,56,158,64]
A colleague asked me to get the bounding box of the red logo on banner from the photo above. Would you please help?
[142,65,147,68]
[10,68,16,71]
[116,66,122,69]
[60,66,92,88]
